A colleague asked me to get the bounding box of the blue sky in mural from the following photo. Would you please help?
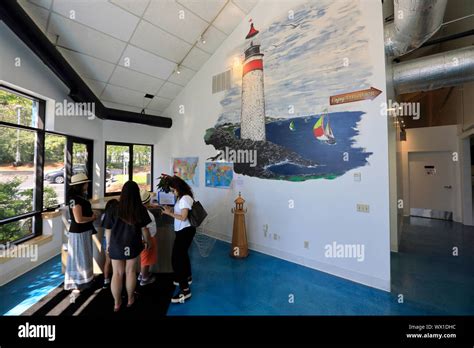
[216,0,373,126]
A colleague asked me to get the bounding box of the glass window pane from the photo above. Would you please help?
[44,134,66,209]
[0,216,34,245]
[0,89,39,128]
[133,145,152,191]
[106,145,129,194]
[72,143,88,176]
[0,126,37,219]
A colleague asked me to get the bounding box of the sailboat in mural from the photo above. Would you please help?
[313,110,336,145]
[289,120,295,131]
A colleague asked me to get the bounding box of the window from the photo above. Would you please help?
[44,134,66,209]
[0,86,94,245]
[105,142,153,195]
[0,87,44,244]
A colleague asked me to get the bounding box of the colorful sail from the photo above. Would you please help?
[313,115,328,140]
[289,121,295,131]
[313,111,336,144]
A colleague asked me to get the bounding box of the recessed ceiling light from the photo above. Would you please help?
[175,65,181,74]
[200,35,206,44]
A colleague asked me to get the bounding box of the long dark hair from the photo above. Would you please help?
[104,198,119,218]
[169,176,194,200]
[118,181,144,225]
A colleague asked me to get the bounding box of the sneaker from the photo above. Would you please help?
[173,276,192,286]
[140,275,156,286]
[103,278,111,289]
[171,289,192,304]
[137,273,143,282]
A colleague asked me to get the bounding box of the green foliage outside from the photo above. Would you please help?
[0,177,58,244]
[106,144,151,169]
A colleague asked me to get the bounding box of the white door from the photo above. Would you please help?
[408,151,455,220]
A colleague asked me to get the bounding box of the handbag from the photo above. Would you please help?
[188,200,208,227]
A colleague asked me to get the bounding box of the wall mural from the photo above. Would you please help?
[204,0,382,181]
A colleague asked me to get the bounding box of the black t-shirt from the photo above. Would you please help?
[68,195,96,233]
[103,205,152,260]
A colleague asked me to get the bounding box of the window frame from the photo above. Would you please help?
[0,85,95,246]
[104,141,154,197]
[0,85,45,245]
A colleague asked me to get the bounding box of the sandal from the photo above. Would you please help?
[127,295,135,308]
[114,301,122,312]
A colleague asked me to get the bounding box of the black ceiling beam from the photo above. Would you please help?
[0,0,172,128]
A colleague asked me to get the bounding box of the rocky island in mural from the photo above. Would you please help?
[204,1,375,181]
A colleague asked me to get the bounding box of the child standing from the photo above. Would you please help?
[138,189,158,286]
[101,199,118,288]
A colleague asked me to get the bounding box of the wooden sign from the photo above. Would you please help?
[330,87,382,105]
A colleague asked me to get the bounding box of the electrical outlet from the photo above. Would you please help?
[304,241,309,249]
[354,172,361,182]
[356,204,370,213]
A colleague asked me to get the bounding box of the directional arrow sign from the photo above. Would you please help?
[330,87,382,106]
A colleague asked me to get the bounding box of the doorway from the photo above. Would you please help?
[408,151,455,220]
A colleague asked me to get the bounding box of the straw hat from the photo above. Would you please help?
[140,189,151,204]
[70,173,91,186]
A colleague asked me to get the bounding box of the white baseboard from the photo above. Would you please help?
[204,230,390,292]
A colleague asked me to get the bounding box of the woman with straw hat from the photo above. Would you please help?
[64,173,98,292]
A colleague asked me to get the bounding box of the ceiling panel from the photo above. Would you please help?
[83,77,107,96]
[144,0,208,44]
[213,1,245,35]
[147,96,172,112]
[119,45,176,80]
[157,82,183,99]
[101,84,150,108]
[19,0,256,118]
[196,24,227,54]
[18,0,50,31]
[104,100,170,116]
[58,47,116,82]
[177,0,226,22]
[109,66,165,95]
[52,0,140,41]
[130,20,192,63]
[181,46,211,71]
[167,65,196,86]
[109,0,150,17]
[48,13,126,63]
[28,0,52,10]
[103,100,145,114]
[232,0,258,14]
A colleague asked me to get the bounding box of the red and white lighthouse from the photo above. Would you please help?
[240,21,266,141]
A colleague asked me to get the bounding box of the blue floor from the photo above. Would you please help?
[2,217,473,316]
[0,255,63,316]
[167,240,440,316]
[391,217,474,315]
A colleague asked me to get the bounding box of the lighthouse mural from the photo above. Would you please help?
[240,21,266,142]
[205,2,378,182]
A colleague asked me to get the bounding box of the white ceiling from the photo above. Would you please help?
[18,0,258,116]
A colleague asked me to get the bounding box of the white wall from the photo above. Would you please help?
[157,0,391,291]
[0,22,162,284]
[401,126,463,222]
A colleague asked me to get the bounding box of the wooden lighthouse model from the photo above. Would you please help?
[231,192,249,258]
